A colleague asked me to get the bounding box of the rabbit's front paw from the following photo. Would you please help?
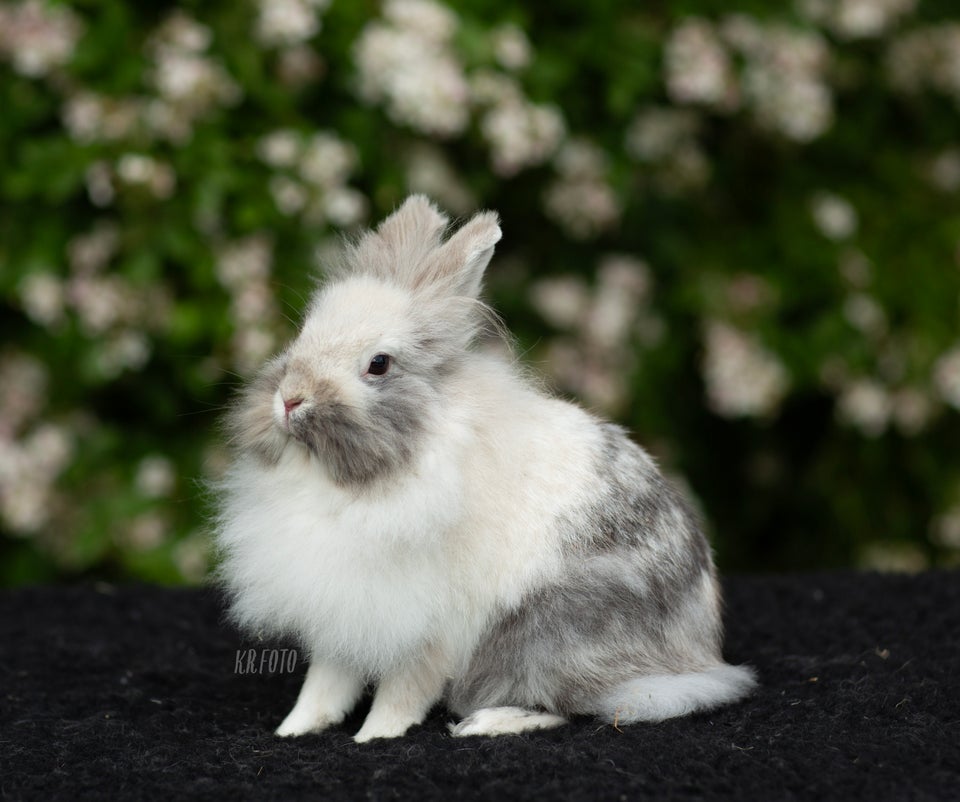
[352,709,419,743]
[275,706,338,737]
[275,661,364,737]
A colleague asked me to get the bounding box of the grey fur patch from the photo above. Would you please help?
[292,370,430,487]
[224,357,289,466]
[448,423,723,718]
[225,349,433,486]
[585,423,712,589]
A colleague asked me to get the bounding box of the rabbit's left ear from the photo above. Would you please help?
[430,211,502,299]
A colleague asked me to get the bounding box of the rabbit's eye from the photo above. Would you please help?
[367,354,391,376]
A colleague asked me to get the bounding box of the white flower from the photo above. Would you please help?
[625,107,700,162]
[19,272,65,328]
[174,535,210,582]
[491,23,531,71]
[61,92,143,144]
[543,140,619,239]
[384,0,457,42]
[887,25,960,103]
[928,148,960,192]
[233,328,278,375]
[321,187,368,227]
[258,130,364,223]
[811,192,858,240]
[85,162,115,207]
[800,0,918,40]
[0,353,48,437]
[930,506,960,549]
[843,293,886,337]
[254,0,330,48]
[232,283,274,324]
[0,466,49,533]
[150,50,240,111]
[158,11,212,52]
[587,257,653,349]
[354,3,470,138]
[530,276,590,330]
[665,18,738,109]
[702,321,789,418]
[257,130,302,168]
[0,421,73,535]
[544,340,629,414]
[300,134,358,188]
[126,513,169,551]
[480,97,565,177]
[145,12,241,142]
[933,345,960,410]
[0,0,83,78]
[836,377,892,436]
[94,331,152,378]
[115,154,176,199]
[25,423,72,475]
[543,179,619,240]
[732,24,833,142]
[216,235,273,290]
[67,221,120,276]
[892,387,933,436]
[626,108,712,195]
[269,176,309,216]
[404,145,476,214]
[135,455,176,498]
[67,275,140,335]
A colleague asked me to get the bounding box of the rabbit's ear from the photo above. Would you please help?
[335,195,450,285]
[428,210,502,299]
[376,194,450,252]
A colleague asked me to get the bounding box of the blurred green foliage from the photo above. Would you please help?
[1,0,959,585]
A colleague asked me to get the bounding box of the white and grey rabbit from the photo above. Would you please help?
[214,195,756,742]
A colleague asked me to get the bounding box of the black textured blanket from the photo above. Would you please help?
[2,572,958,800]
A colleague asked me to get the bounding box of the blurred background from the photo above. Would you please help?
[1,0,959,586]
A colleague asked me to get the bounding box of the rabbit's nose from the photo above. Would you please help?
[283,397,304,415]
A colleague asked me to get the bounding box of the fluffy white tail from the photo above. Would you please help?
[595,664,757,724]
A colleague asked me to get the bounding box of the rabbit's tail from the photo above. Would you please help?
[595,664,757,724]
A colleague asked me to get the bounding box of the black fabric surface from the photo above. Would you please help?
[2,571,958,800]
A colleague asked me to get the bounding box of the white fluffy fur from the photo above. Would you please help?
[594,665,759,724]
[218,354,607,678]
[215,196,754,742]
[449,707,567,738]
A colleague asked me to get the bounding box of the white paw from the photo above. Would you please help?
[353,711,418,743]
[448,706,567,737]
[275,708,338,737]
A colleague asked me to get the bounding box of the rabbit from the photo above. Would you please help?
[213,194,756,743]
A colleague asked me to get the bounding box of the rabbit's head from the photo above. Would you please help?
[227,195,502,486]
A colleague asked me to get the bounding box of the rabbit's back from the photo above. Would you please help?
[447,399,724,718]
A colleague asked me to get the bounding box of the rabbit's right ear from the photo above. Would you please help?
[428,211,502,300]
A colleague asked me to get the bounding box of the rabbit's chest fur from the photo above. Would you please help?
[217,439,471,674]
[217,376,607,677]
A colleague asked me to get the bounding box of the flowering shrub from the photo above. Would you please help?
[2,0,959,584]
